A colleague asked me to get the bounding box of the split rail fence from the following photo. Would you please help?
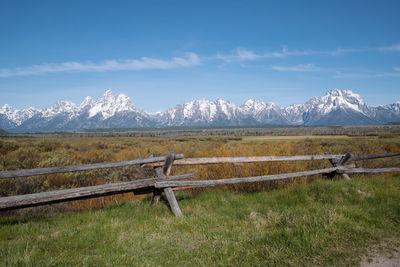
[0,151,400,216]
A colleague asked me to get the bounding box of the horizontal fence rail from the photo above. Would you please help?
[155,166,400,189]
[1,151,399,215]
[144,154,344,167]
[145,152,400,167]
[0,173,194,211]
[155,167,340,188]
[0,154,184,179]
[338,167,400,174]
[348,152,400,162]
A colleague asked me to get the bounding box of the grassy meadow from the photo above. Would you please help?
[0,133,400,210]
[0,176,399,266]
[0,130,400,265]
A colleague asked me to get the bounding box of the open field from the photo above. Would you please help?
[1,130,400,210]
[239,135,352,143]
[1,176,399,266]
[3,125,400,138]
[0,128,399,265]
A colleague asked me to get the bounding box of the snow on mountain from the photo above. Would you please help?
[80,96,95,109]
[0,104,39,126]
[159,98,255,126]
[215,99,240,120]
[88,89,136,119]
[1,89,399,132]
[376,101,400,114]
[369,101,400,124]
[0,90,151,131]
[242,99,277,116]
[304,89,369,115]
[41,101,82,119]
[241,99,289,124]
[281,104,306,124]
[155,89,398,126]
[161,98,224,126]
[296,89,375,126]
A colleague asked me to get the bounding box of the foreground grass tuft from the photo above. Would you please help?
[1,175,399,266]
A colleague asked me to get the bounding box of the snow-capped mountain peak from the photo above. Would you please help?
[80,96,95,108]
[1,89,399,131]
[181,98,216,120]
[242,99,278,112]
[306,88,368,115]
[41,100,81,119]
[52,101,78,112]
[1,104,13,114]
[88,90,136,119]
[0,104,39,126]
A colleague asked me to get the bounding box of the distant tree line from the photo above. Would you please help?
[1,125,400,138]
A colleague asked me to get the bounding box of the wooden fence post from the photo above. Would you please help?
[150,151,176,205]
[338,152,352,180]
[151,151,183,216]
[325,152,352,180]
[148,154,162,205]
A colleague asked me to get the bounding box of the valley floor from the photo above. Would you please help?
[1,176,399,266]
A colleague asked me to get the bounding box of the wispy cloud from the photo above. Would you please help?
[271,64,324,72]
[335,70,400,79]
[270,64,400,79]
[0,53,200,78]
[216,46,368,63]
[328,47,367,56]
[271,63,400,79]
[217,46,318,63]
[379,44,400,52]
[235,48,262,60]
[216,48,264,63]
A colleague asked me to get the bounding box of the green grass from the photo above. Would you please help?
[1,175,399,266]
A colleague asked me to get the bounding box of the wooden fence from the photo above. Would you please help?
[0,151,399,216]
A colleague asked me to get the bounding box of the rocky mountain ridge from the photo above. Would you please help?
[1,89,399,132]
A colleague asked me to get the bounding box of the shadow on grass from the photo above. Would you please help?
[0,215,51,226]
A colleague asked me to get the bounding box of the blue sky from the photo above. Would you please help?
[0,0,399,112]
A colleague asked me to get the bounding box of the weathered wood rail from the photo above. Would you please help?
[0,173,193,211]
[0,151,399,216]
[0,152,190,214]
[143,154,344,167]
[0,154,184,179]
[155,166,400,188]
[143,152,400,167]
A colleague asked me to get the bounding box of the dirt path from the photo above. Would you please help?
[361,239,400,266]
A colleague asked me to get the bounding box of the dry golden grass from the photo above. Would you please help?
[0,133,399,212]
[240,135,352,142]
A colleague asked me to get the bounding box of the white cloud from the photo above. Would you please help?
[216,48,263,62]
[379,44,400,51]
[216,45,368,64]
[271,64,323,72]
[216,47,303,63]
[0,52,200,78]
[335,71,400,79]
[277,46,317,57]
[236,48,262,60]
[328,47,366,56]
[375,72,400,78]
[394,66,400,72]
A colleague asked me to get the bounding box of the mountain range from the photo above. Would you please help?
[1,89,399,132]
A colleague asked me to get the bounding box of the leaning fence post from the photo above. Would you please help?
[151,151,183,216]
[338,152,352,180]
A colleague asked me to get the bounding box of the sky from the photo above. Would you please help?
[0,0,399,112]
